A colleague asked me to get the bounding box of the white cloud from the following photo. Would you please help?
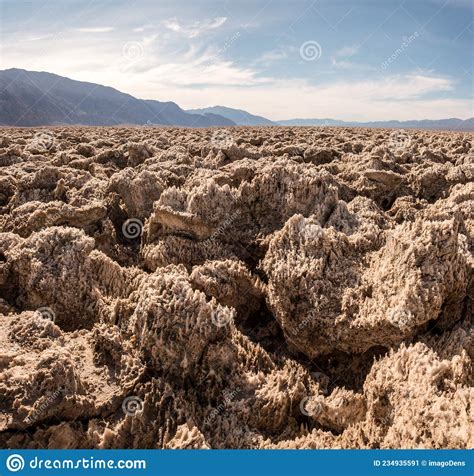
[163,17,227,38]
[335,45,359,57]
[76,27,115,33]
[2,25,470,122]
[121,44,268,86]
[141,75,469,121]
[132,24,154,33]
[257,46,297,65]
[331,59,377,71]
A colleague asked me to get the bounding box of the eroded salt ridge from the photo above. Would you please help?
[0,126,472,449]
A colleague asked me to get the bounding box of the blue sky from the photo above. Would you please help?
[1,0,473,120]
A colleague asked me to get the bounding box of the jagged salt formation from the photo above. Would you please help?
[0,126,472,449]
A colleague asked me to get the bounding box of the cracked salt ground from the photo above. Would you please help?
[0,126,472,449]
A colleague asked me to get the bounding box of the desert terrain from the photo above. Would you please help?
[0,126,472,449]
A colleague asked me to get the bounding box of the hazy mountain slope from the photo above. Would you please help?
[278,117,474,131]
[187,105,276,126]
[1,69,470,130]
[0,69,235,127]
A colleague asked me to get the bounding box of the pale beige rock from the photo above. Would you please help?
[0,126,471,450]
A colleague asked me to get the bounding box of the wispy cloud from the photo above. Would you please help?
[145,74,466,121]
[258,46,297,65]
[102,55,467,119]
[76,27,115,33]
[331,58,376,71]
[132,24,154,33]
[25,34,54,42]
[122,44,268,86]
[2,0,470,122]
[163,17,227,38]
[335,45,359,57]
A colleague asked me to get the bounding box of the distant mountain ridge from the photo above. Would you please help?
[1,69,472,131]
[0,69,235,127]
[277,117,474,131]
[187,106,473,131]
[186,105,276,126]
